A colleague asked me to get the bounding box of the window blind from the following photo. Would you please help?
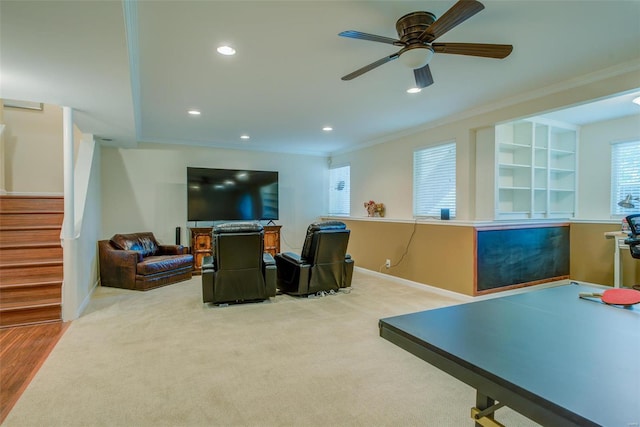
[413,142,456,217]
[611,140,640,216]
[329,165,350,216]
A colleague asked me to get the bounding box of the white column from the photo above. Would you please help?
[62,106,77,321]
[63,107,74,237]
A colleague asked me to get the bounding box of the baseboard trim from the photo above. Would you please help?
[75,278,100,319]
[354,266,472,302]
[355,266,573,302]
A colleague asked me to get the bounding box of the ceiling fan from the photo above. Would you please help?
[339,0,513,89]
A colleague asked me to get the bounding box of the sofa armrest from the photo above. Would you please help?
[98,240,140,287]
[343,256,354,288]
[280,251,303,264]
[263,252,276,266]
[201,255,217,303]
[158,244,186,255]
[262,252,277,297]
[202,255,215,272]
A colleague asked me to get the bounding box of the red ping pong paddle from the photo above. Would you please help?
[579,288,640,306]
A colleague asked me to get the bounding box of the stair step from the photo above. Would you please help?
[0,260,63,269]
[0,225,61,231]
[0,264,63,284]
[0,212,64,227]
[1,297,61,310]
[0,228,61,245]
[0,196,63,213]
[0,245,63,263]
[0,303,62,328]
[0,258,62,269]
[0,242,61,250]
[0,281,62,305]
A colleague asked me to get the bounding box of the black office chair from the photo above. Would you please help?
[201,222,277,304]
[275,221,354,297]
[624,214,640,291]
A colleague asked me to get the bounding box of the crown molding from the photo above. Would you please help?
[332,59,640,156]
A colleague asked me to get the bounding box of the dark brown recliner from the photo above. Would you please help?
[275,221,354,296]
[201,222,277,304]
[98,232,193,291]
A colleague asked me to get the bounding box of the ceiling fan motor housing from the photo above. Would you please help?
[395,11,436,43]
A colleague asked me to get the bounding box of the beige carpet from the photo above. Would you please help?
[3,269,539,427]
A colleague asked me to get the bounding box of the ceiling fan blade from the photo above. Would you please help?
[419,0,485,43]
[339,30,401,46]
[414,64,434,88]
[433,42,513,58]
[341,53,399,81]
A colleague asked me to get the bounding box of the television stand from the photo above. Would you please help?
[189,224,281,272]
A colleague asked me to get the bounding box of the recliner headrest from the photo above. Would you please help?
[301,221,348,260]
[306,221,346,233]
[214,222,264,234]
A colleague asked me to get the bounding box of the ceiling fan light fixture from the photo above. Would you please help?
[216,45,236,56]
[399,46,434,69]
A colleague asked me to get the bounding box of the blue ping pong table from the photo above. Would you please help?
[379,283,640,427]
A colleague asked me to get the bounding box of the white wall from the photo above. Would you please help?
[100,142,327,251]
[331,68,640,221]
[2,104,64,193]
[1,103,83,194]
[576,114,640,220]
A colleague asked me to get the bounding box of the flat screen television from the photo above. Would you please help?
[187,167,279,222]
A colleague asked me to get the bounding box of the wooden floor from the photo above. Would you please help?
[0,322,68,424]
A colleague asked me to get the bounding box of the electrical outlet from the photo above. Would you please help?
[385,259,391,268]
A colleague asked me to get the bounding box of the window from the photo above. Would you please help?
[414,142,456,218]
[329,165,350,216]
[611,140,640,216]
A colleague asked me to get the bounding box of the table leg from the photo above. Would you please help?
[471,391,505,427]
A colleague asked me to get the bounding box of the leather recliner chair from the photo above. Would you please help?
[275,221,354,296]
[201,222,277,304]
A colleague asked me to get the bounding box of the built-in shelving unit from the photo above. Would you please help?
[494,118,578,219]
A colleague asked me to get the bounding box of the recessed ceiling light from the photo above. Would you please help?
[322,126,333,132]
[217,45,236,56]
[188,110,201,116]
[633,96,640,106]
[407,87,422,94]
[240,135,250,140]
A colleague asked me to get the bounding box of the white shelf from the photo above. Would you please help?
[500,142,531,149]
[495,118,578,220]
[499,163,531,169]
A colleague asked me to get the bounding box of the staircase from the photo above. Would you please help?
[0,195,64,328]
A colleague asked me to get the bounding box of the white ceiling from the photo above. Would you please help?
[2,1,640,156]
